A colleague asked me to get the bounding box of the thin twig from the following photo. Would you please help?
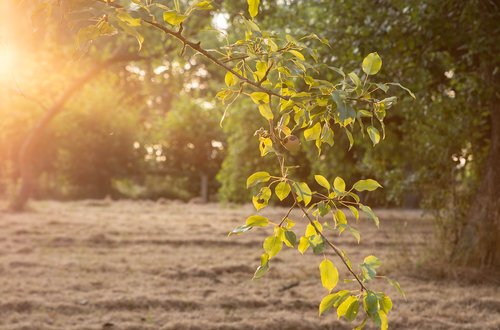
[291,191,368,291]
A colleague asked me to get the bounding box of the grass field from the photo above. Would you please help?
[0,201,498,329]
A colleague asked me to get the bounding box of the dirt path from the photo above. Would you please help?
[0,201,498,329]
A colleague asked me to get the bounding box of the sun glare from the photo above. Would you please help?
[0,46,16,80]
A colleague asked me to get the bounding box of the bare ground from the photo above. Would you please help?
[0,200,498,330]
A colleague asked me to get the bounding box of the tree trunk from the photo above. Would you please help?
[8,53,141,211]
[452,107,500,268]
[200,172,208,204]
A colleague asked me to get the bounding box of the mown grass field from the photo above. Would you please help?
[0,201,498,329]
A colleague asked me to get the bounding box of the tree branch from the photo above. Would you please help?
[95,0,289,101]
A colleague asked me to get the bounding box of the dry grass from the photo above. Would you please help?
[0,200,498,330]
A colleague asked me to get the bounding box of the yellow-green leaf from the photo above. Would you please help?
[298,236,310,254]
[334,177,346,192]
[263,235,282,259]
[116,10,141,26]
[304,122,321,141]
[258,104,274,120]
[225,71,237,87]
[353,179,382,192]
[246,171,271,188]
[314,175,331,190]
[245,215,269,227]
[294,182,312,206]
[250,92,269,104]
[275,182,291,201]
[289,49,305,61]
[247,0,260,18]
[252,187,271,211]
[163,10,187,26]
[319,259,339,291]
[337,296,358,320]
[305,221,323,237]
[367,126,381,146]
[335,209,347,226]
[319,293,336,316]
[378,310,388,330]
[362,52,382,75]
[194,0,213,10]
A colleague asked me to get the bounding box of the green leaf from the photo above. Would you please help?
[348,71,362,87]
[253,253,270,279]
[337,296,358,320]
[367,126,381,146]
[331,91,356,126]
[304,122,321,141]
[258,104,274,120]
[247,0,260,18]
[353,179,382,192]
[283,230,297,248]
[294,182,312,206]
[359,204,380,228]
[360,255,381,280]
[387,82,416,99]
[275,182,291,201]
[246,171,271,188]
[225,71,237,87]
[163,10,187,26]
[314,175,331,190]
[253,264,269,279]
[334,177,346,192]
[263,235,282,259]
[245,215,269,227]
[362,52,382,75]
[250,92,269,104]
[363,291,379,316]
[310,235,325,254]
[319,259,339,291]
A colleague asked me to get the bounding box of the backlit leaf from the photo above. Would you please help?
[247,0,260,18]
[367,126,381,146]
[334,177,346,192]
[275,181,291,201]
[319,259,339,291]
[245,215,269,227]
[362,52,382,75]
[353,179,382,192]
[263,235,282,259]
[163,10,187,26]
[246,171,270,188]
[314,175,331,190]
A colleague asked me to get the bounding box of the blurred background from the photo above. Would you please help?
[0,1,499,329]
[0,0,498,260]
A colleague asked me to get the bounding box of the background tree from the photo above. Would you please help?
[220,0,499,267]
